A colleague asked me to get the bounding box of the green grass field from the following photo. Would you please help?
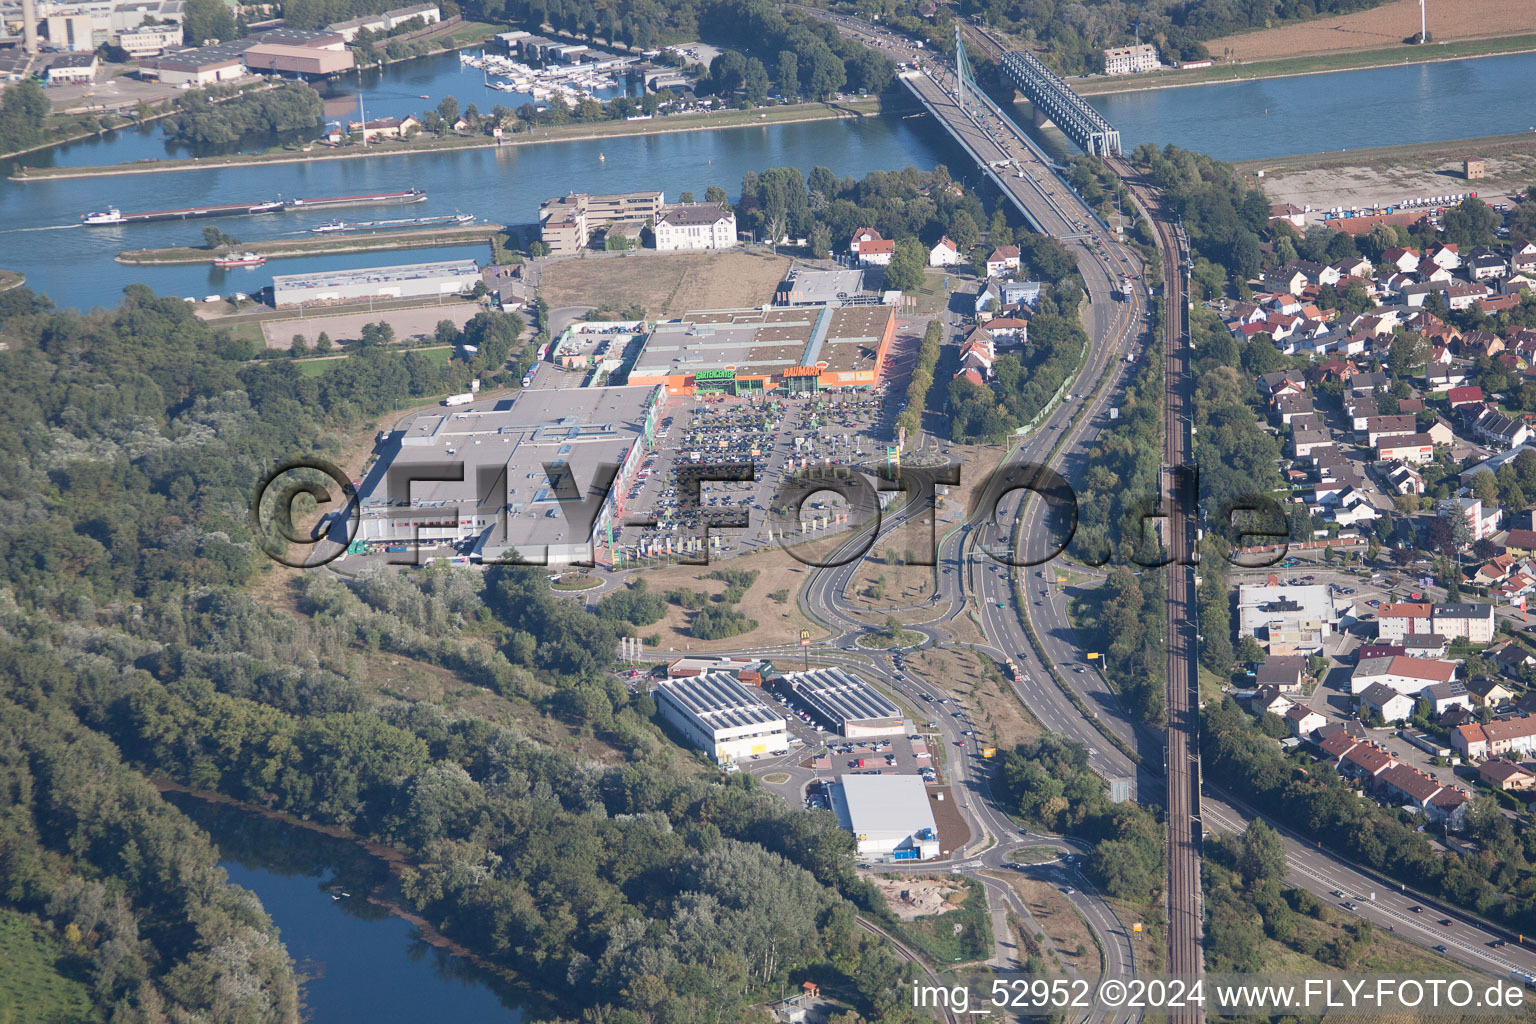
[0,909,100,1024]
[1074,33,1536,95]
[295,345,453,376]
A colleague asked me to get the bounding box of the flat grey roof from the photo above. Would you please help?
[655,673,781,733]
[272,258,480,292]
[361,385,657,548]
[783,667,902,725]
[835,773,937,839]
[630,305,890,379]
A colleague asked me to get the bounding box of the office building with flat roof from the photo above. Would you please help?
[627,304,896,395]
[829,774,940,861]
[356,385,663,565]
[270,259,480,308]
[538,191,665,254]
[653,673,789,764]
[1237,582,1348,655]
[777,667,904,737]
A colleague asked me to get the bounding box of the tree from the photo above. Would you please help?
[290,334,309,358]
[949,209,980,251]
[777,50,799,102]
[1235,820,1287,887]
[0,79,49,154]
[678,191,695,204]
[705,185,729,207]
[315,331,332,353]
[182,0,235,43]
[1236,635,1264,665]
[437,95,460,125]
[883,238,927,292]
[202,226,239,250]
[1441,198,1500,248]
[743,57,770,106]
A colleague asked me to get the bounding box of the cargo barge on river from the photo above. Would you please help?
[82,189,426,226]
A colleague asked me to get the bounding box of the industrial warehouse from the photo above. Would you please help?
[652,673,790,764]
[625,304,896,395]
[776,667,905,737]
[270,259,482,308]
[355,386,662,564]
[829,773,940,862]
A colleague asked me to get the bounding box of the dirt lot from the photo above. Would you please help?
[1207,0,1536,61]
[987,872,1100,974]
[536,249,792,316]
[615,548,824,652]
[259,300,484,348]
[909,647,1040,750]
[868,875,967,921]
[1246,133,1536,216]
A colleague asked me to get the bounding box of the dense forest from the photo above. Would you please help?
[0,79,48,157]
[0,273,940,1020]
[165,82,326,145]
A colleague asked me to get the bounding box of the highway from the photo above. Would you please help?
[789,5,1536,1003]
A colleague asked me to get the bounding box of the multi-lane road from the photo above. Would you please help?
[776,6,1536,1009]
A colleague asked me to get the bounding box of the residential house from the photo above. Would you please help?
[1466,677,1516,707]
[1376,433,1435,464]
[1447,282,1492,310]
[1479,758,1536,791]
[857,238,894,267]
[1432,602,1496,643]
[1383,247,1420,273]
[1377,602,1433,642]
[1350,654,1456,696]
[1428,787,1471,829]
[1473,408,1532,449]
[1427,242,1461,270]
[1422,680,1471,714]
[1469,251,1509,281]
[928,236,962,267]
[1255,655,1309,693]
[1452,715,1536,760]
[1251,684,1295,717]
[985,245,1021,276]
[1269,203,1306,228]
[1291,429,1334,458]
[1359,682,1416,723]
[1402,634,1450,659]
[1349,370,1390,394]
[848,227,883,256]
[1285,704,1327,739]
[1339,741,1397,782]
[1447,386,1485,409]
[1503,529,1536,557]
[1374,762,1449,814]
[1257,371,1307,398]
[1363,414,1418,447]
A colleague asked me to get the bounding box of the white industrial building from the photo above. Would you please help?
[270,259,480,309]
[356,386,662,565]
[829,774,940,862]
[653,202,737,251]
[1237,583,1349,655]
[777,667,904,737]
[653,673,789,764]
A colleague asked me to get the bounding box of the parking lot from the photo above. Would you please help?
[616,388,900,562]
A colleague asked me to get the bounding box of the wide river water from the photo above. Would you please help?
[164,793,530,1024]
[4,47,1536,308]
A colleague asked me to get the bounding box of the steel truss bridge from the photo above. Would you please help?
[999,48,1121,157]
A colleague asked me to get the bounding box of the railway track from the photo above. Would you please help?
[1110,157,1204,1021]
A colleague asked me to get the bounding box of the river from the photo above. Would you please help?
[0,109,953,309]
[1086,50,1536,162]
[164,793,530,1024]
[7,47,1536,309]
